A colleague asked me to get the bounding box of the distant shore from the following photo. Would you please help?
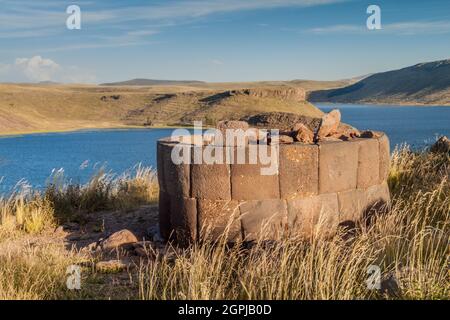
[0,124,192,138]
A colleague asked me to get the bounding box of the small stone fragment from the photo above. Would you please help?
[317,109,341,139]
[292,123,314,143]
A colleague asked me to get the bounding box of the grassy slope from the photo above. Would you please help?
[0,81,346,135]
[308,59,450,106]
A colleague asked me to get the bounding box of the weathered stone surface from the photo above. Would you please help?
[240,199,288,241]
[357,138,380,188]
[319,141,359,193]
[279,144,318,199]
[163,143,191,198]
[331,124,360,141]
[292,123,314,144]
[158,191,171,240]
[231,145,280,200]
[198,199,241,242]
[338,189,366,223]
[170,197,197,245]
[217,120,250,146]
[317,109,341,138]
[101,229,138,250]
[378,134,390,184]
[364,182,391,215]
[191,146,231,200]
[157,142,171,192]
[271,134,294,144]
[287,193,339,237]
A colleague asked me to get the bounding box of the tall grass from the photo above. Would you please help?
[45,164,158,220]
[137,146,449,300]
[0,165,158,238]
[0,146,448,300]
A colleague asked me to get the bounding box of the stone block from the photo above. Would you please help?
[158,190,172,240]
[378,134,391,183]
[279,143,319,199]
[319,141,359,193]
[170,196,197,246]
[364,182,390,214]
[156,142,170,192]
[191,146,231,200]
[163,143,191,198]
[287,193,339,237]
[231,145,280,200]
[198,199,241,242]
[357,138,380,189]
[240,199,287,241]
[337,189,366,223]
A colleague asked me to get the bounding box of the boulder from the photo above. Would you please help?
[316,109,341,139]
[100,229,138,250]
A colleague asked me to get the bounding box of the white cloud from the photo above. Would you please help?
[306,20,450,35]
[15,56,60,82]
[0,56,96,83]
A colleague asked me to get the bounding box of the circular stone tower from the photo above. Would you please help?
[157,133,390,245]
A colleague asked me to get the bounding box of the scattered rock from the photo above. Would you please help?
[271,134,294,144]
[359,130,380,138]
[100,229,138,250]
[316,109,341,139]
[333,124,360,140]
[96,260,130,273]
[292,123,314,143]
[216,120,249,131]
[430,136,450,154]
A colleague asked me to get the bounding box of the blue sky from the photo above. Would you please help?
[0,0,449,83]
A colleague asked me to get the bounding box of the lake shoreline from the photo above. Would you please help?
[0,124,194,138]
[1,102,448,138]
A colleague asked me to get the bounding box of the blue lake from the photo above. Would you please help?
[0,104,449,193]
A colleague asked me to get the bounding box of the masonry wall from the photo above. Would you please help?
[157,134,391,244]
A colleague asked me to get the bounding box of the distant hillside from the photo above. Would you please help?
[309,59,450,106]
[121,87,322,126]
[101,78,206,86]
[0,84,323,135]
